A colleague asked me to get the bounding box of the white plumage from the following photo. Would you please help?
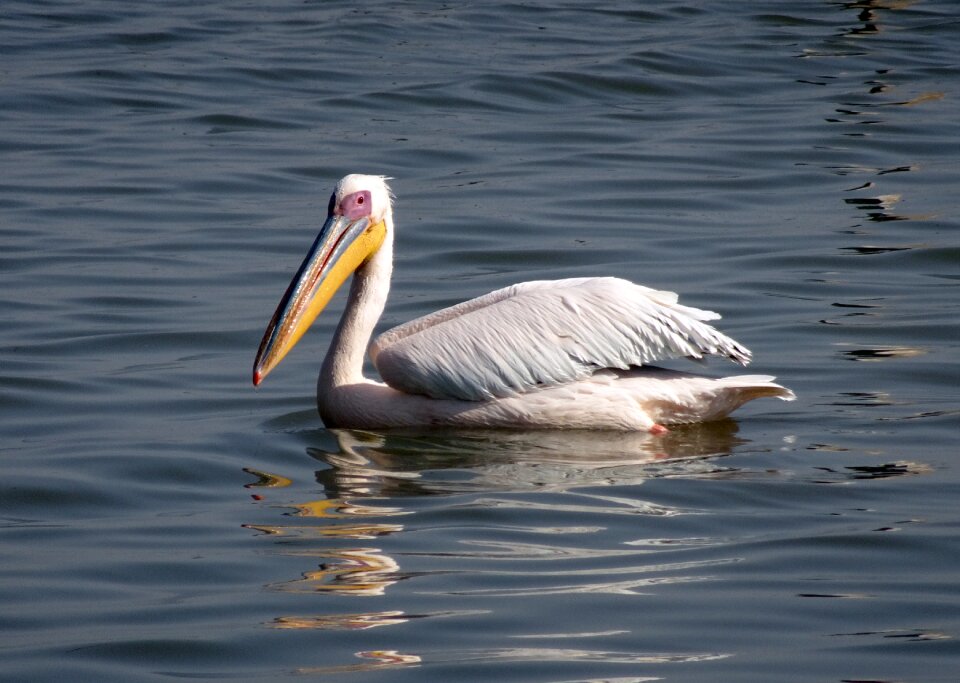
[371,277,750,401]
[253,174,794,433]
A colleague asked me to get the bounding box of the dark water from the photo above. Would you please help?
[2,1,958,681]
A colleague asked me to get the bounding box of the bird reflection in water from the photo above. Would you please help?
[295,649,422,675]
[245,421,756,668]
[309,422,750,501]
[269,547,402,597]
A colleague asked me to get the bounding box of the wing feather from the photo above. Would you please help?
[370,277,751,401]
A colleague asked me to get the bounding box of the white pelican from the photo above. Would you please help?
[253,174,794,433]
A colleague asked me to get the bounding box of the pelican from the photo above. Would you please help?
[253,174,794,433]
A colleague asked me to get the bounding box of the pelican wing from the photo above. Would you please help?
[370,277,752,401]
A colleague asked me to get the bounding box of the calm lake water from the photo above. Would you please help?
[2,1,958,681]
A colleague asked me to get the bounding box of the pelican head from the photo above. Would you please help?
[253,174,392,385]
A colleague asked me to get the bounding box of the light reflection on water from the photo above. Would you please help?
[294,646,728,677]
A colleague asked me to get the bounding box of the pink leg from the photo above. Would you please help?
[649,423,669,435]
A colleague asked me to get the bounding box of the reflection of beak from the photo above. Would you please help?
[253,213,386,385]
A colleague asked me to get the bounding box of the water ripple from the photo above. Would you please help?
[3,0,959,681]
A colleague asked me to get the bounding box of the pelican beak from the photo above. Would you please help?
[253,212,386,385]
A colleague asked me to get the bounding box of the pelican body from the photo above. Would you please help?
[254,174,793,432]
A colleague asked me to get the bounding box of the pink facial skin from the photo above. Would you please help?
[336,190,372,220]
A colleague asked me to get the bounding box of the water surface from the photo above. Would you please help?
[2,1,958,681]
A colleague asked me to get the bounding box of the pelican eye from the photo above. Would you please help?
[339,190,373,219]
